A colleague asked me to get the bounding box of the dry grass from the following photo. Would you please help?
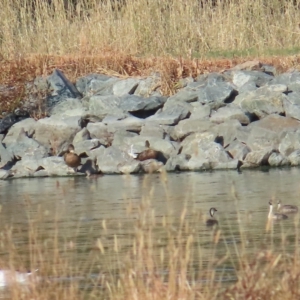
[1,0,300,114]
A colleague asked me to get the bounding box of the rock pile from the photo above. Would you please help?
[1,60,300,179]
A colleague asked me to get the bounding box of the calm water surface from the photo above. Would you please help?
[0,167,299,292]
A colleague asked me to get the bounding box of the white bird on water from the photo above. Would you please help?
[0,269,39,288]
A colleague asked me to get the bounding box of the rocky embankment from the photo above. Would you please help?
[1,60,300,179]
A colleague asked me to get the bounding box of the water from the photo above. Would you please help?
[0,167,299,294]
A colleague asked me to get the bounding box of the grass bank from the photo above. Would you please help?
[1,0,300,113]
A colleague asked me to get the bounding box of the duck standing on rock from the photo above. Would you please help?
[132,140,158,161]
[64,144,81,173]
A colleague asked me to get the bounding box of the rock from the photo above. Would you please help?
[197,81,237,109]
[47,69,82,111]
[34,115,82,151]
[134,73,161,97]
[86,122,114,146]
[0,169,14,180]
[238,81,257,94]
[226,140,251,160]
[210,104,250,125]
[96,146,140,174]
[7,129,49,159]
[73,128,90,144]
[140,124,165,139]
[0,111,30,134]
[87,95,124,116]
[111,130,138,148]
[40,156,77,176]
[190,103,211,120]
[269,71,300,92]
[212,120,244,148]
[113,78,140,96]
[283,92,300,121]
[233,86,286,119]
[76,74,115,96]
[268,152,289,167]
[288,150,300,166]
[165,154,191,171]
[173,119,214,140]
[167,87,199,103]
[105,116,145,133]
[278,130,300,157]
[74,139,101,156]
[49,98,87,117]
[231,70,273,88]
[2,118,37,147]
[119,95,166,112]
[180,132,216,156]
[0,142,14,168]
[242,149,273,168]
[146,101,191,125]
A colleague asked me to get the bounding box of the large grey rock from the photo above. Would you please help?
[73,128,90,144]
[47,69,82,111]
[226,140,251,160]
[231,70,273,88]
[105,116,145,133]
[173,119,213,140]
[113,78,140,96]
[212,120,244,148]
[74,139,101,156]
[197,81,237,109]
[76,74,115,96]
[0,111,30,134]
[34,115,81,151]
[140,124,165,139]
[87,122,114,146]
[167,88,199,103]
[87,95,124,116]
[96,146,140,174]
[269,71,300,92]
[242,149,273,168]
[238,81,257,94]
[190,103,211,120]
[49,98,87,117]
[119,95,166,112]
[2,118,36,147]
[283,92,300,120]
[134,73,161,97]
[210,104,250,125]
[233,86,286,119]
[180,132,216,156]
[146,101,191,125]
[288,150,300,166]
[246,115,300,151]
[7,130,49,159]
[268,152,289,167]
[0,142,14,168]
[278,130,300,157]
[40,156,76,175]
[165,154,190,171]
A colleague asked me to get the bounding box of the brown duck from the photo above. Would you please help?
[64,144,81,172]
[136,140,158,161]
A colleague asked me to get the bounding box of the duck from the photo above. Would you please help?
[268,201,288,220]
[0,269,39,287]
[64,144,81,172]
[85,170,103,179]
[277,200,298,213]
[137,140,158,161]
[206,208,218,226]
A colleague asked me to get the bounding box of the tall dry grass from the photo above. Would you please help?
[1,0,300,58]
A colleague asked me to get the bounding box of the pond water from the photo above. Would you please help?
[0,167,299,295]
